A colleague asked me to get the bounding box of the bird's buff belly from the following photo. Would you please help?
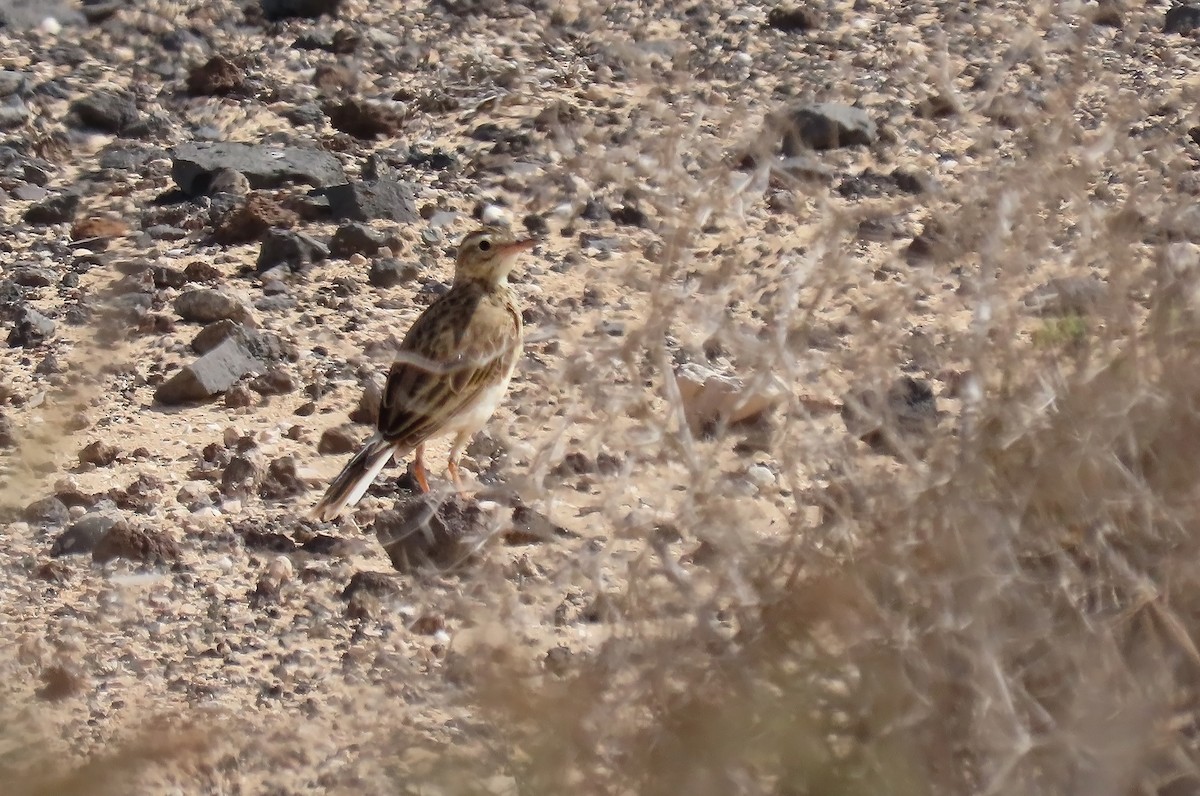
[443,375,513,437]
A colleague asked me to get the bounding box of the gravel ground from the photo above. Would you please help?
[1,0,1196,792]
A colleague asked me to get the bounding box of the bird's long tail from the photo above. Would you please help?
[310,433,397,521]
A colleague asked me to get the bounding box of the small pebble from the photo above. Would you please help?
[746,464,776,488]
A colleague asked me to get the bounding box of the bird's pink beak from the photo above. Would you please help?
[500,238,536,254]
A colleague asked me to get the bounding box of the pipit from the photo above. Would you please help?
[311,226,533,521]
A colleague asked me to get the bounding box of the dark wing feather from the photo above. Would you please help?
[376,286,519,446]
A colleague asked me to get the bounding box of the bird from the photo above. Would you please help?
[311,225,533,521]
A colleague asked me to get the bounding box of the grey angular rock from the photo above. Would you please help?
[842,377,939,456]
[374,495,486,573]
[1022,276,1106,316]
[369,258,419,288]
[24,496,69,526]
[1166,4,1200,34]
[51,514,116,557]
[0,70,27,97]
[171,142,346,196]
[777,102,876,152]
[330,222,386,258]
[257,229,329,271]
[69,91,140,134]
[154,337,264,404]
[99,143,168,171]
[174,288,252,324]
[7,306,55,347]
[0,412,15,448]
[0,96,28,129]
[23,190,80,225]
[261,0,342,20]
[0,278,21,317]
[11,183,45,202]
[320,178,418,223]
[190,319,295,362]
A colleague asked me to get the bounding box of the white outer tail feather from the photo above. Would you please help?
[310,433,398,521]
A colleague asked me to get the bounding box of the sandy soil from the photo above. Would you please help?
[0,0,1193,791]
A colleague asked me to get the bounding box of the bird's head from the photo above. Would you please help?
[453,226,535,287]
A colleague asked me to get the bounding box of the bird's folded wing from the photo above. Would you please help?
[376,313,516,445]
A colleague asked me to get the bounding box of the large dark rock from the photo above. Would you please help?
[190,319,296,362]
[23,190,80,225]
[257,229,329,271]
[842,377,939,457]
[98,143,168,171]
[7,306,55,347]
[374,495,488,573]
[260,0,342,20]
[369,258,419,288]
[92,520,180,564]
[51,514,116,557]
[774,102,877,152]
[171,142,346,196]
[329,222,386,258]
[154,337,264,404]
[1166,4,1200,34]
[319,178,418,223]
[68,91,140,134]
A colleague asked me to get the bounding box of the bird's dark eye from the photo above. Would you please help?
[478,239,491,251]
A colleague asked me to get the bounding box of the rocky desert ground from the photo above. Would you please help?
[4,0,1200,793]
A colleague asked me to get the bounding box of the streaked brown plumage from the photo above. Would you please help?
[311,226,531,521]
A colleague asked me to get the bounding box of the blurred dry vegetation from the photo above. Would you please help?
[9,0,1200,794]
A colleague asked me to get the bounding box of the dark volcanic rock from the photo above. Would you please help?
[79,440,119,466]
[24,190,80,225]
[775,102,876,152]
[68,91,140,134]
[259,455,305,499]
[92,520,180,564]
[1023,275,1107,316]
[320,179,418,223]
[221,454,263,497]
[0,95,29,129]
[7,306,55,347]
[323,99,406,139]
[368,258,418,288]
[186,55,248,96]
[212,192,299,244]
[842,377,939,456]
[905,218,954,263]
[330,222,386,258]
[374,495,487,573]
[0,279,21,317]
[98,143,168,171]
[1166,4,1200,34]
[172,142,346,196]
[257,229,329,271]
[154,337,264,404]
[261,0,342,21]
[766,5,818,32]
[190,320,295,363]
[0,413,15,448]
[318,424,360,454]
[248,366,298,395]
[51,514,116,557]
[24,496,69,526]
